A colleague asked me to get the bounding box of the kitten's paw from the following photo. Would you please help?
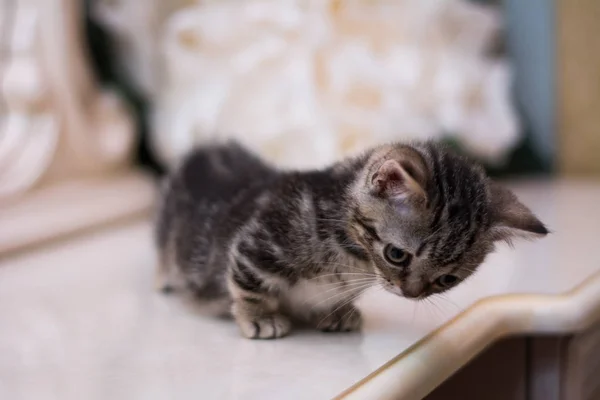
[236,314,292,339]
[316,306,362,332]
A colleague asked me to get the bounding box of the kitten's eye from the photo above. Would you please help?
[435,274,459,288]
[384,245,412,266]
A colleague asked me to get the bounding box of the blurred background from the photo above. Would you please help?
[84,0,547,176]
[0,0,599,253]
[81,0,596,177]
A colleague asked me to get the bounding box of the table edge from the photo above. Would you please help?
[337,270,600,400]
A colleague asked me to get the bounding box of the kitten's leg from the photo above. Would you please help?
[231,295,291,339]
[155,260,186,293]
[312,303,362,332]
[155,243,186,294]
[228,275,291,339]
[155,257,170,292]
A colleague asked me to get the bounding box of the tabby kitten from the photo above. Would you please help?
[155,141,547,339]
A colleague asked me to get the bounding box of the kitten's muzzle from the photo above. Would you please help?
[400,288,424,299]
[382,278,426,299]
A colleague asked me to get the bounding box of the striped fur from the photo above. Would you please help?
[155,141,547,339]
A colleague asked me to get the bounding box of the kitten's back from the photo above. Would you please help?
[156,141,277,244]
[177,142,276,203]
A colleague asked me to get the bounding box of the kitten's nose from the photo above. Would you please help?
[401,289,421,299]
[398,280,424,299]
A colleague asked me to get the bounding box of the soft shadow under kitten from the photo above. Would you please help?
[155,141,547,339]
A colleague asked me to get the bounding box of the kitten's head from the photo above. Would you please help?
[349,142,548,299]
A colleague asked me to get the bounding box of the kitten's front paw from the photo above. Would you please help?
[236,314,292,339]
[316,306,362,332]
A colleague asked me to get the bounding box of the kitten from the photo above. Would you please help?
[155,141,547,339]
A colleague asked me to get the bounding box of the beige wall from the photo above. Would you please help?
[557,0,600,175]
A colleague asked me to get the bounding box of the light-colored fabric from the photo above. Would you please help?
[91,0,519,170]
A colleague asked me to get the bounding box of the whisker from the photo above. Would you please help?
[421,298,436,321]
[313,278,377,291]
[310,281,373,311]
[323,260,377,273]
[307,280,374,309]
[339,300,360,326]
[411,301,419,325]
[307,272,378,281]
[313,278,374,292]
[434,294,462,312]
[316,287,369,329]
[424,298,446,321]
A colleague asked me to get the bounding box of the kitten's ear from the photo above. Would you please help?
[488,182,548,242]
[370,157,427,205]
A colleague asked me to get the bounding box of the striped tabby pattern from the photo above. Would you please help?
[155,141,547,339]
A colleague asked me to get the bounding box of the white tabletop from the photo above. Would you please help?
[1,180,599,400]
